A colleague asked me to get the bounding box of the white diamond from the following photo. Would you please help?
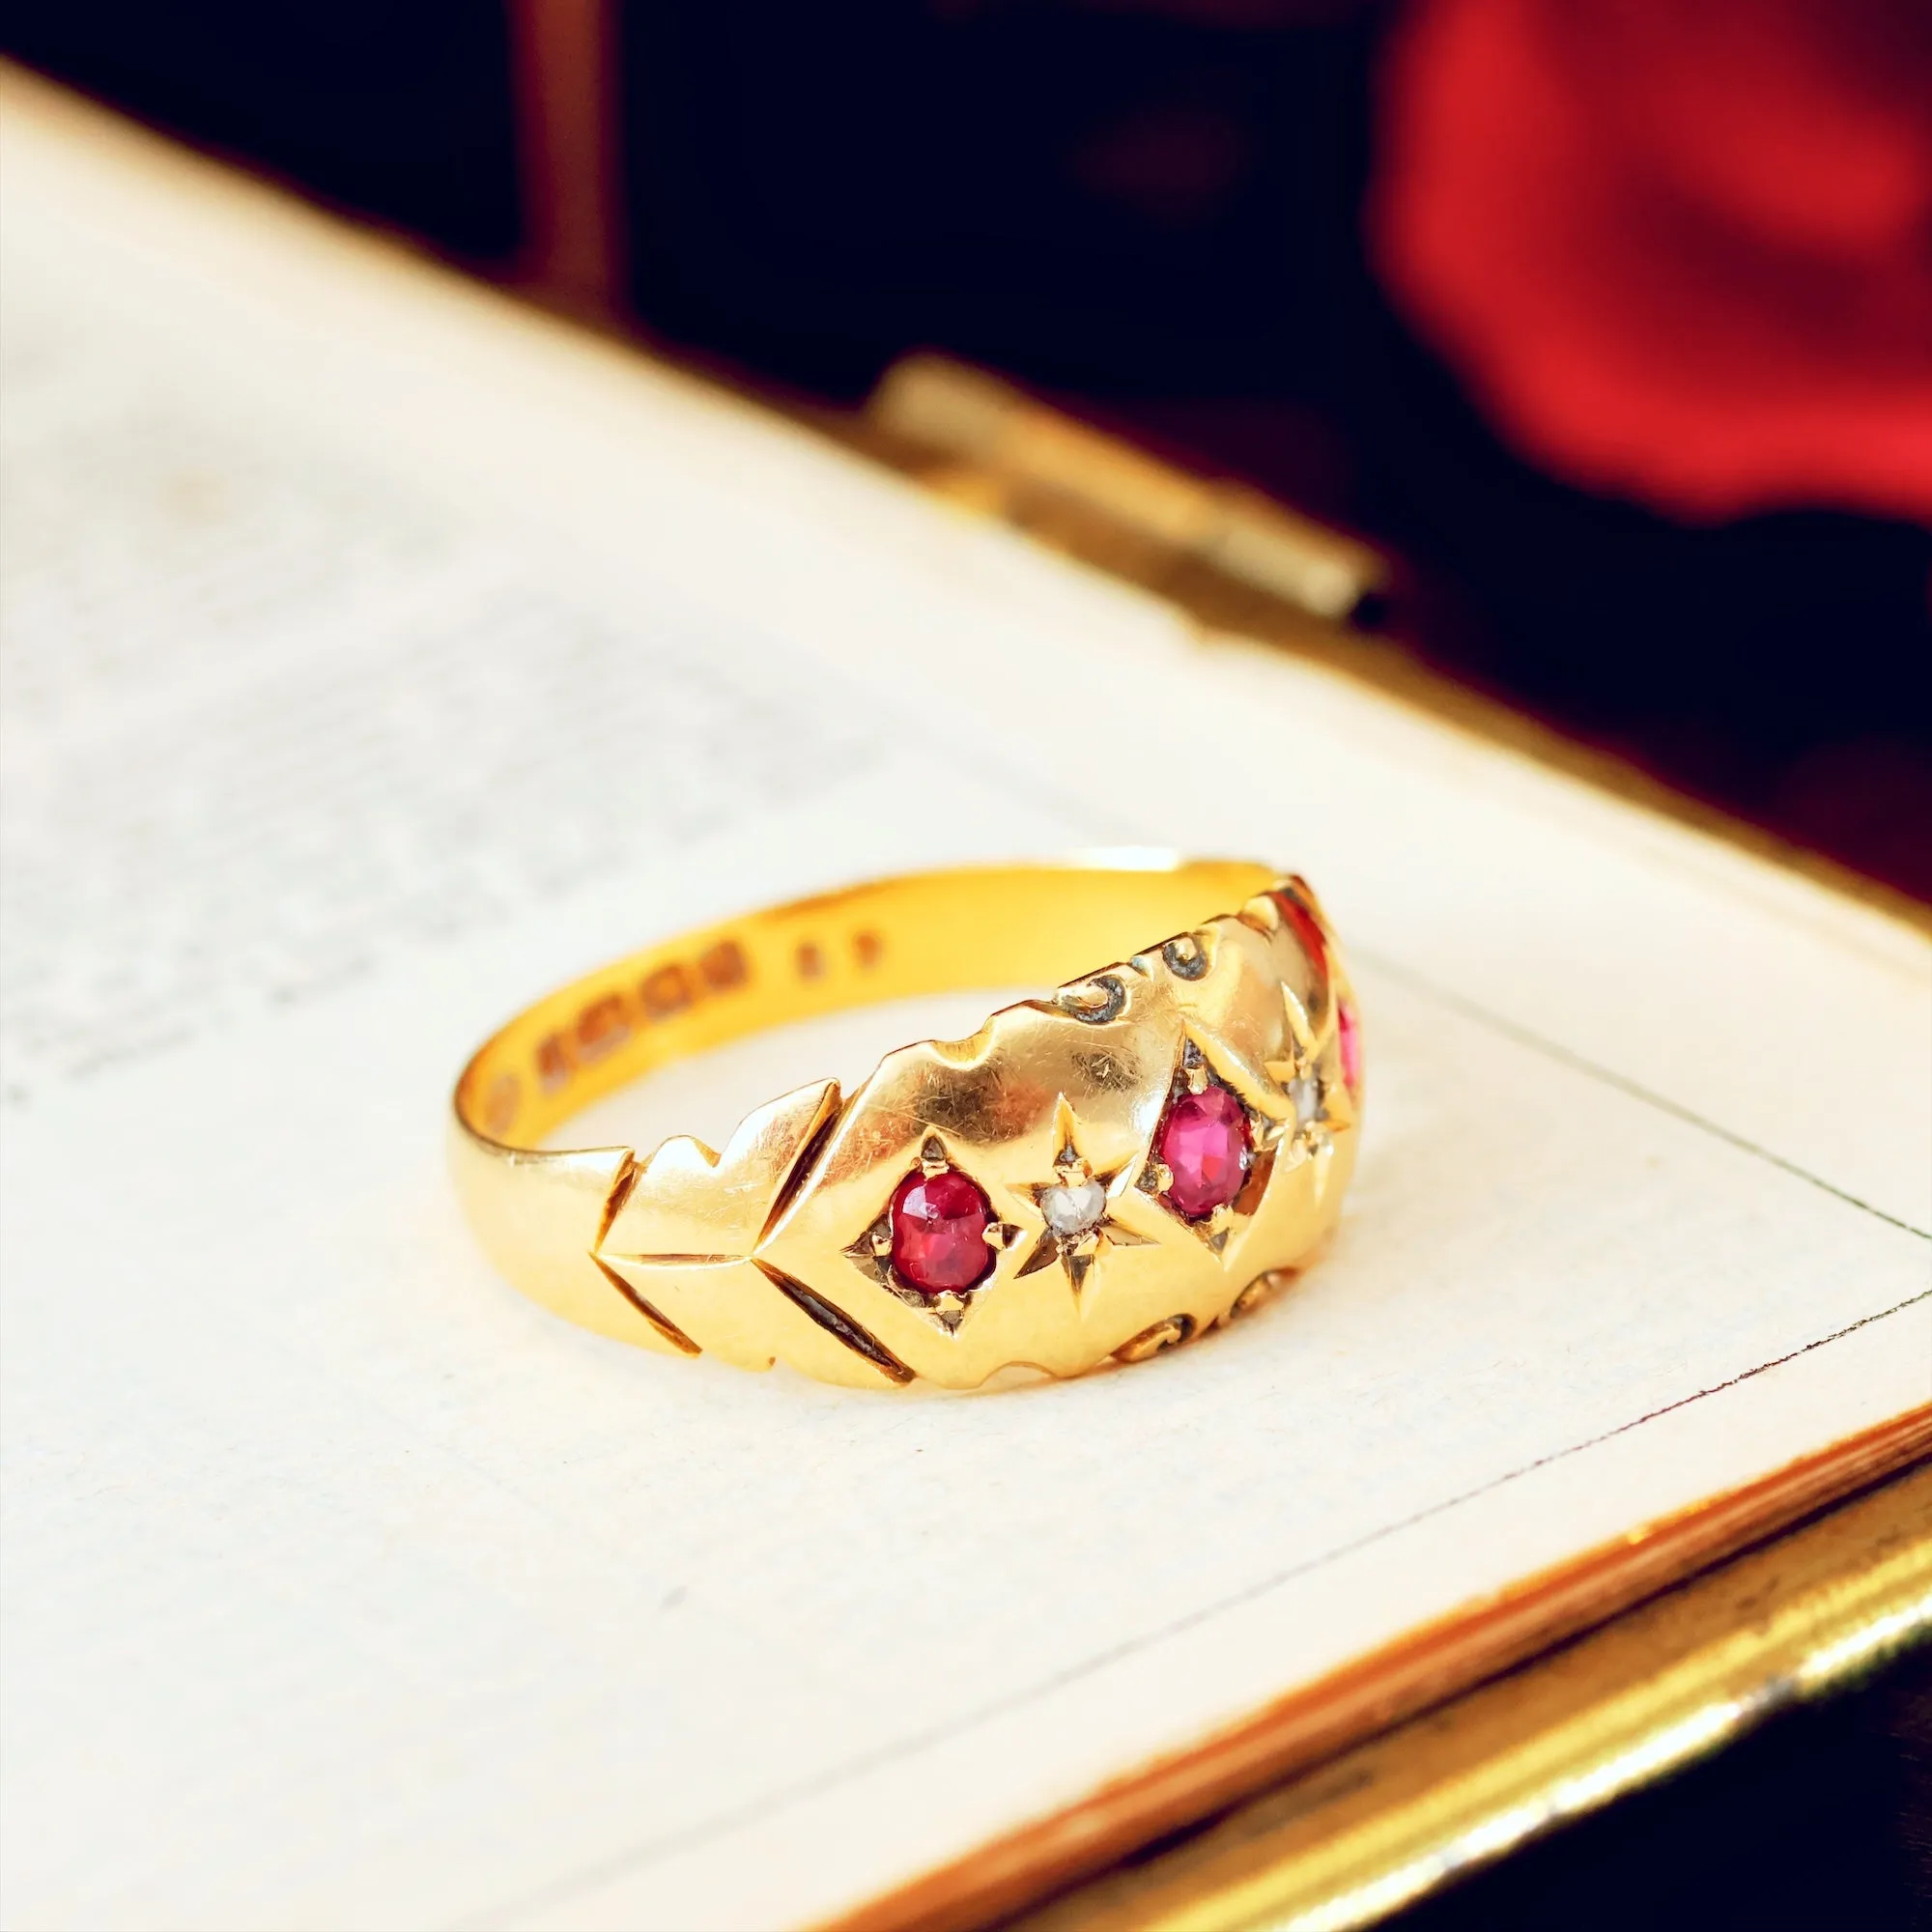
[1040,1178,1107,1238]
[1290,1074,1321,1127]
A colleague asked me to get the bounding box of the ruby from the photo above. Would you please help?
[1337,997,1362,1094]
[890,1167,995,1295]
[1159,1086,1251,1220]
[1275,893,1328,976]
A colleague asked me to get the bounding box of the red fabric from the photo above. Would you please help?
[1368,0,1932,525]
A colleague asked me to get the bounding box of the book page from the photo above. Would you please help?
[2,72,1926,1932]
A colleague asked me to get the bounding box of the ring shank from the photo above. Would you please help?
[454,857,1279,1153]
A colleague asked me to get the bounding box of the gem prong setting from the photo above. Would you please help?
[1017,1101,1153,1293]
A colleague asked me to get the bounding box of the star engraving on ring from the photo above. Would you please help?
[1266,996,1355,1159]
[1138,1037,1299,1255]
[1017,1103,1153,1293]
[1265,1053,1327,1161]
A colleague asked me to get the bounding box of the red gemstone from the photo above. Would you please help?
[890,1167,995,1294]
[1159,1086,1252,1220]
[1337,997,1362,1094]
[1275,893,1328,977]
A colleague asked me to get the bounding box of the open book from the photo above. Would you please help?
[2,69,1926,1932]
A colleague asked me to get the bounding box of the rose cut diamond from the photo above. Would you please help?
[1040,1177,1107,1238]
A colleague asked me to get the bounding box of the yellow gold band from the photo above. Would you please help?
[450,855,1361,1390]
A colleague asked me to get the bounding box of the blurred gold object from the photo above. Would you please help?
[451,856,1361,1389]
[867,356,1387,625]
[999,1451,1932,1932]
[828,1410,1931,1932]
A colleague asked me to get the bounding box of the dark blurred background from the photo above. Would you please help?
[2,11,1927,1916]
[1394,1642,1932,1932]
[7,0,1929,904]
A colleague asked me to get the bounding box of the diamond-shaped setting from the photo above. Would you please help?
[889,1167,995,1295]
[1159,1085,1252,1220]
[840,1138,1020,1332]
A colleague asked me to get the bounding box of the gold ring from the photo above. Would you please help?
[450,856,1361,1389]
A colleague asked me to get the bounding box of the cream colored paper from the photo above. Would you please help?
[1,74,1926,1932]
